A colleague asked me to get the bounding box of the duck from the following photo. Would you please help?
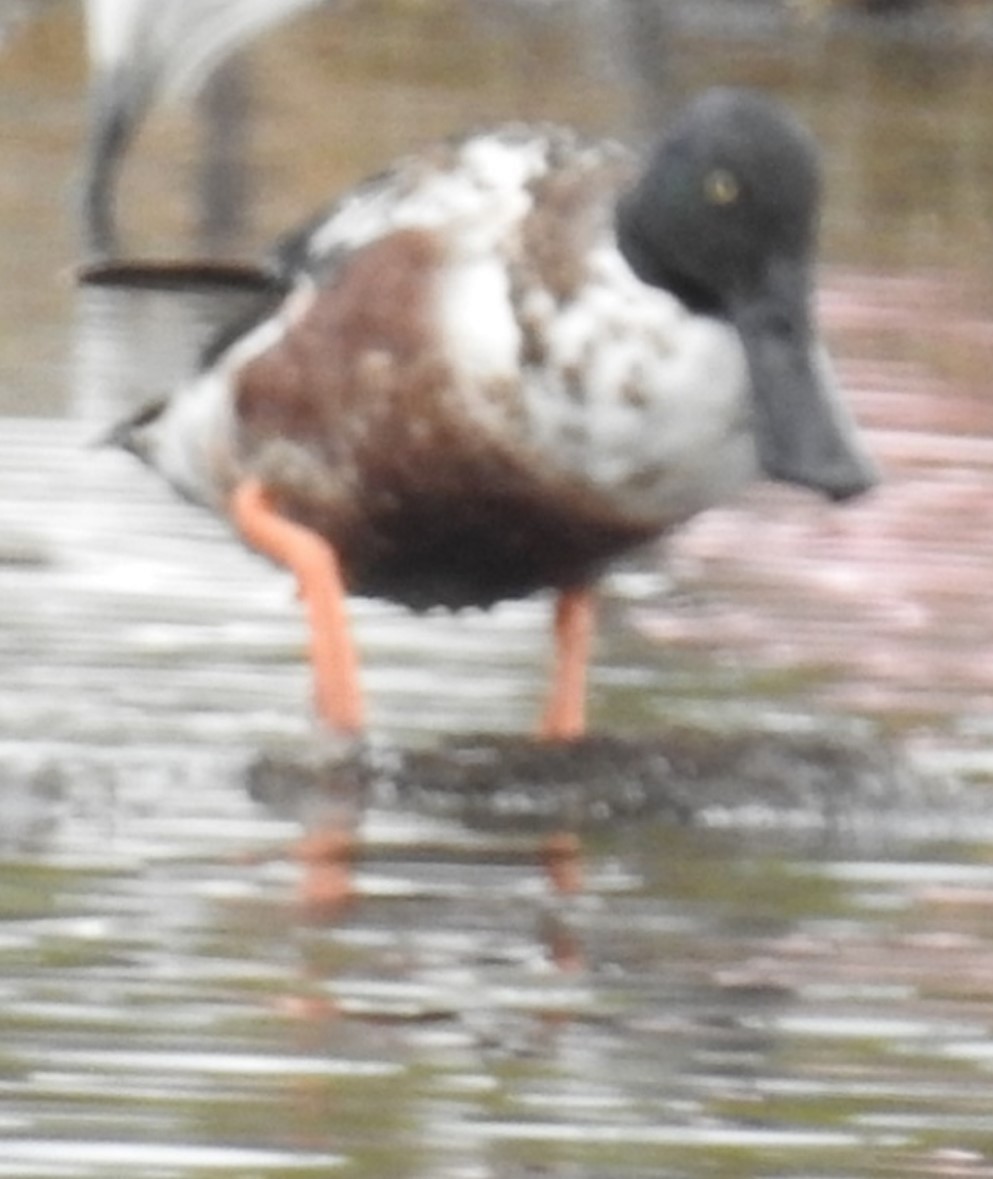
[105,87,877,742]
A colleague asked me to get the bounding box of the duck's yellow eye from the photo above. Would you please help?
[705,169,739,205]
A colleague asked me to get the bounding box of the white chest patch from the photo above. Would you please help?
[529,266,758,522]
[432,225,759,526]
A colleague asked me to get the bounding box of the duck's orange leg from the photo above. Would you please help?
[230,478,365,734]
[538,587,596,901]
[539,587,596,741]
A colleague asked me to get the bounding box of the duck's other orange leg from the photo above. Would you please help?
[539,587,596,742]
[231,478,364,734]
[538,587,596,903]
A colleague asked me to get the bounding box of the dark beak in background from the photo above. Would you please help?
[732,260,878,502]
[77,66,147,259]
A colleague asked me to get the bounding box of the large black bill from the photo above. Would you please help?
[733,277,877,502]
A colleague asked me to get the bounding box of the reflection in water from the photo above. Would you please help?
[4,2,993,1176]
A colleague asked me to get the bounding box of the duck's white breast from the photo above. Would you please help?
[432,215,759,527]
[524,256,758,523]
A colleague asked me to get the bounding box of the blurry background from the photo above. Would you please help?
[4,3,993,1176]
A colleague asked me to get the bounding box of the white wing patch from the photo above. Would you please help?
[436,254,522,391]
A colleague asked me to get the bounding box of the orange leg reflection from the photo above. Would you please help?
[542,830,584,896]
[291,824,358,916]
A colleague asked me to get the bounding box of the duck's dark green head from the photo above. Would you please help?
[616,87,877,503]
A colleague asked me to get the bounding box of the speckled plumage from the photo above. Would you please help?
[125,124,764,608]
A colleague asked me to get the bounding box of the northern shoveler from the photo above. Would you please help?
[106,87,877,741]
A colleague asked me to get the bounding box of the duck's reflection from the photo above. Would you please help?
[242,724,911,927]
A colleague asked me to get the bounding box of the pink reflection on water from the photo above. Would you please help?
[638,267,993,722]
